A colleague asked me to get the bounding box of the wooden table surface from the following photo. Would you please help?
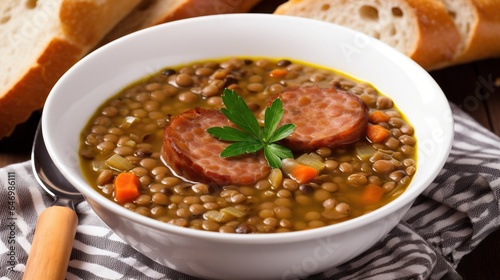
[1,1,499,279]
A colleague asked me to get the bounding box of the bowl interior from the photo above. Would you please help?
[42,14,453,240]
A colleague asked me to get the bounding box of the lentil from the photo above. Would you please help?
[373,160,395,173]
[152,193,169,206]
[96,169,113,186]
[80,57,417,234]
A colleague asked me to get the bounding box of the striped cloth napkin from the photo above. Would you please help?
[1,102,500,280]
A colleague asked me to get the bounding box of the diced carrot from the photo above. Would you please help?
[369,110,390,123]
[290,164,318,184]
[366,124,390,143]
[269,69,288,78]
[114,172,140,204]
[360,184,385,204]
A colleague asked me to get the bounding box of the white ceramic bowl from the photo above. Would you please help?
[43,14,453,279]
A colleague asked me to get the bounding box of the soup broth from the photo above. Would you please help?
[79,57,416,233]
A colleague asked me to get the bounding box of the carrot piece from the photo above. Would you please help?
[114,172,140,204]
[269,69,288,78]
[369,110,390,123]
[290,164,318,184]
[366,124,390,143]
[360,184,385,204]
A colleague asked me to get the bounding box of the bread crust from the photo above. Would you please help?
[59,0,141,46]
[404,0,461,70]
[0,0,261,139]
[163,0,262,21]
[0,39,82,138]
[100,0,262,44]
[451,0,500,65]
[275,0,461,70]
[0,0,141,139]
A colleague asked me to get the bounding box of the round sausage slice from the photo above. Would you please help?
[275,86,369,151]
[161,108,271,186]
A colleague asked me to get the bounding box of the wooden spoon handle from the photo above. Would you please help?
[23,206,78,280]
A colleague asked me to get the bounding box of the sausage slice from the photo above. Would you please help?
[161,108,271,186]
[276,86,369,151]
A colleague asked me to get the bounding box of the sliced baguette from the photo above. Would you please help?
[0,0,141,139]
[99,0,262,45]
[438,0,500,66]
[274,0,461,70]
[0,0,262,140]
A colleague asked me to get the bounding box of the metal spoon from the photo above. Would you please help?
[23,122,84,280]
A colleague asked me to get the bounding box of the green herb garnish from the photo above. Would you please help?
[206,89,296,168]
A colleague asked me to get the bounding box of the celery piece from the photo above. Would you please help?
[221,207,246,218]
[268,168,283,188]
[280,158,299,178]
[119,116,139,129]
[356,145,376,161]
[296,153,325,172]
[92,160,106,172]
[204,210,233,223]
[105,154,134,171]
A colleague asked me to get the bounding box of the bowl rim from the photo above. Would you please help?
[43,13,454,244]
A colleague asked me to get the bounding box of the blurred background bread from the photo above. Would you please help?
[0,0,140,139]
[274,0,462,70]
[274,0,500,70]
[438,0,500,66]
[0,0,261,140]
[99,0,262,45]
[2,0,498,139]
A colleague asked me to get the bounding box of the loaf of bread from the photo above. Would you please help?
[274,0,462,70]
[274,0,500,70]
[0,0,262,140]
[438,0,500,66]
[0,0,141,139]
[100,0,262,44]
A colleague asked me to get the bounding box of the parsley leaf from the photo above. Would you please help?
[206,89,296,168]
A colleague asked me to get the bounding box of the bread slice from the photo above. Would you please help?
[0,0,141,139]
[273,0,461,70]
[99,0,262,45]
[0,0,262,140]
[438,0,500,66]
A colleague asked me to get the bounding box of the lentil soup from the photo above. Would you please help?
[79,57,417,234]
